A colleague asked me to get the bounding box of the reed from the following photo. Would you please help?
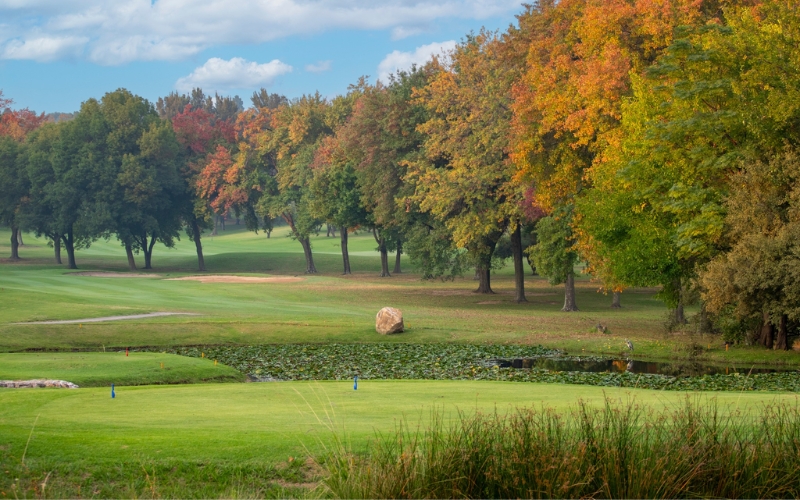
[324,397,800,499]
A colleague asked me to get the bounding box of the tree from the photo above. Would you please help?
[0,137,24,259]
[206,94,330,274]
[0,92,47,259]
[170,96,238,271]
[701,148,800,350]
[530,208,581,311]
[577,1,799,322]
[251,89,288,110]
[100,89,183,270]
[24,100,111,269]
[410,32,524,296]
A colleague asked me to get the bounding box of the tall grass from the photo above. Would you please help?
[324,397,800,499]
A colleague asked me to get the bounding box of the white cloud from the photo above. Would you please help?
[0,0,520,64]
[390,26,427,40]
[377,40,456,82]
[175,57,293,93]
[2,35,87,61]
[305,60,332,73]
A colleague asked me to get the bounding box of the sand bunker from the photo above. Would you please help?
[67,272,160,278]
[15,312,199,325]
[167,275,304,284]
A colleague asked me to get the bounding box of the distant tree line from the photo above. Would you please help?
[2,0,799,348]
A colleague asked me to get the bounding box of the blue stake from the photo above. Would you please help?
[111,383,115,399]
[354,376,358,391]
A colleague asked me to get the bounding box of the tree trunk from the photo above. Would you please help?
[141,234,156,270]
[475,267,493,294]
[125,243,137,271]
[562,273,578,311]
[775,314,789,350]
[474,268,481,280]
[63,229,77,269]
[299,237,317,273]
[340,226,351,275]
[221,215,225,231]
[611,291,621,309]
[673,303,686,325]
[191,219,206,271]
[393,240,403,274]
[9,223,20,260]
[53,233,62,264]
[373,228,391,277]
[16,228,23,246]
[510,224,527,303]
[266,229,271,239]
[211,214,218,236]
[759,311,774,349]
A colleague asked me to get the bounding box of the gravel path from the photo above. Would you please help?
[14,312,200,325]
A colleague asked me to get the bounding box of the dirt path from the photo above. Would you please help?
[14,312,200,325]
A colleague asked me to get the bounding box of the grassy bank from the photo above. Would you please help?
[0,352,244,386]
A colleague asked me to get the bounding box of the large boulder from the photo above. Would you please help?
[376,307,404,334]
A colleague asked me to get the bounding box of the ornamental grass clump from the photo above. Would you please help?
[323,397,800,499]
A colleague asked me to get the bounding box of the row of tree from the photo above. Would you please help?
[2,0,799,347]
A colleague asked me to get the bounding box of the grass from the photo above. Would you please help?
[0,352,244,387]
[325,395,800,499]
[2,227,797,367]
[1,380,798,497]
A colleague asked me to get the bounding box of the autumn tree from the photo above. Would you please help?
[577,0,797,324]
[512,0,731,310]
[305,89,365,274]
[410,32,526,297]
[170,92,240,271]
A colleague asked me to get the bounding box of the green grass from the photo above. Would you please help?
[0,352,244,387]
[2,380,798,496]
[2,226,798,367]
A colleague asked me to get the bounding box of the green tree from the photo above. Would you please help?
[0,137,24,259]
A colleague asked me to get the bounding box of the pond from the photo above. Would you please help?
[487,357,796,377]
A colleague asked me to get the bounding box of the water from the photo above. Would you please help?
[488,357,795,377]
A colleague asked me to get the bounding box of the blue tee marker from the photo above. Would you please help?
[111,383,115,399]
[354,376,358,390]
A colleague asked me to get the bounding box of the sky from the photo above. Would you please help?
[0,0,524,114]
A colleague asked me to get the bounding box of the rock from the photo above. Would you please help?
[376,307,404,334]
[0,379,79,389]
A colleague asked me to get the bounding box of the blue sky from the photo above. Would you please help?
[0,1,523,114]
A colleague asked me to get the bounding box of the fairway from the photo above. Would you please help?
[2,380,797,465]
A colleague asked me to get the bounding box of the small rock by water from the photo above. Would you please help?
[376,307,404,334]
[0,379,79,389]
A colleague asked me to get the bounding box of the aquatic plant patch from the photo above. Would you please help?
[149,344,800,392]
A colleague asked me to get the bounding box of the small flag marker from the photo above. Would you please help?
[111,383,115,399]
[354,376,358,390]
[214,360,217,366]
[160,362,164,369]
[201,352,205,358]
[79,324,82,328]
[125,348,129,356]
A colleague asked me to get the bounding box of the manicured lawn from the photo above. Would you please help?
[2,380,796,466]
[0,352,244,386]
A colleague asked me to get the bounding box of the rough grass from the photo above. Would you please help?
[325,396,800,499]
[0,352,244,386]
